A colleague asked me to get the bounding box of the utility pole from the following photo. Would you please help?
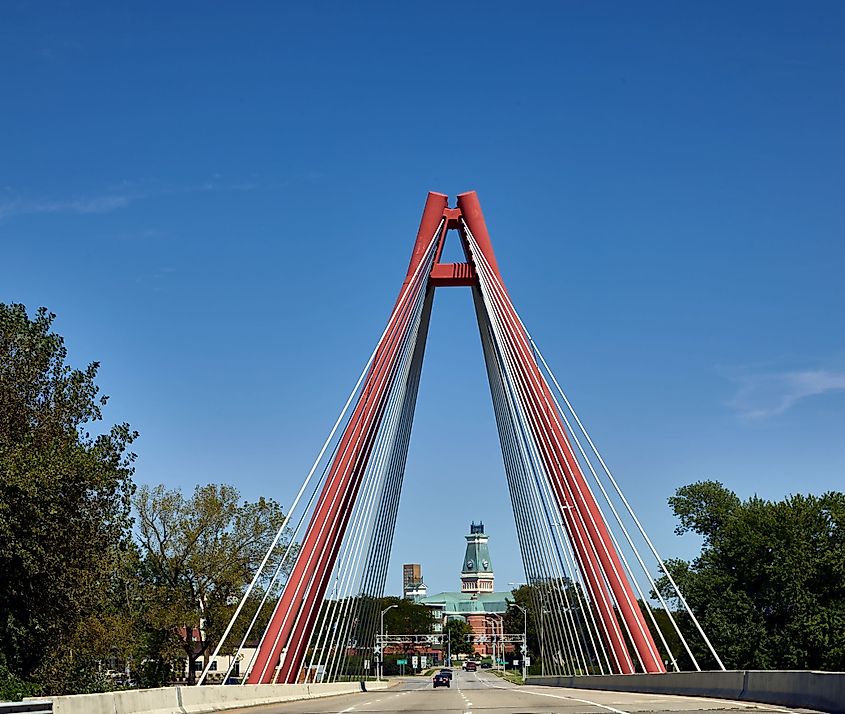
[378,604,398,682]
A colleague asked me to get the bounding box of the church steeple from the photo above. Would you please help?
[460,521,495,594]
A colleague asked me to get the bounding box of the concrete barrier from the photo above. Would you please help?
[26,680,389,714]
[527,670,845,714]
[741,670,845,713]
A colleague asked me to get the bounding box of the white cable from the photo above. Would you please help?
[317,303,425,680]
[486,305,611,675]
[466,220,723,672]
[271,254,434,683]
[479,310,593,674]
[468,228,636,672]
[200,221,445,686]
[468,248,627,671]
[532,340,723,670]
[252,221,444,684]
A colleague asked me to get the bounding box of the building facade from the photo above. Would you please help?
[416,522,513,657]
[402,563,427,599]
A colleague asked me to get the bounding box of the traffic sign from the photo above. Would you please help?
[396,658,407,665]
[411,656,418,669]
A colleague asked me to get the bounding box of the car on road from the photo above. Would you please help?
[439,668,453,679]
[480,661,492,669]
[433,672,450,688]
[464,660,477,672]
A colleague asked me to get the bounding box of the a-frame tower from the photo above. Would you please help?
[246,191,665,683]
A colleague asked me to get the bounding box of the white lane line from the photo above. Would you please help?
[521,689,631,714]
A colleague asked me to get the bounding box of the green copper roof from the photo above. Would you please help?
[462,521,493,575]
[417,591,511,614]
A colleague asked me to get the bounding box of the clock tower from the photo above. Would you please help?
[460,521,495,594]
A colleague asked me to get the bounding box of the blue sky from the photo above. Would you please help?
[2,2,844,596]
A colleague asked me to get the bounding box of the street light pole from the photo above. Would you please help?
[491,614,503,671]
[540,608,545,677]
[378,604,398,682]
[509,603,527,682]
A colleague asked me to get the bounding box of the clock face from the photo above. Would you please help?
[466,560,474,569]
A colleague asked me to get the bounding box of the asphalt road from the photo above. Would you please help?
[227,669,822,714]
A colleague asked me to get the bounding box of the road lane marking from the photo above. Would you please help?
[521,689,632,714]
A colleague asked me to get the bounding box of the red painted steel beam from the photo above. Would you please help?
[249,191,664,683]
[429,262,476,286]
[247,193,447,684]
[461,196,664,673]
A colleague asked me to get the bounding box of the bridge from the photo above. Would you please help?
[24,192,842,714]
[196,189,723,689]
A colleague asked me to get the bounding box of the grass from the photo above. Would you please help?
[489,669,524,686]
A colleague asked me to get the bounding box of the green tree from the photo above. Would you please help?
[503,585,536,659]
[660,480,845,671]
[0,304,137,693]
[444,617,474,656]
[380,596,433,636]
[134,483,293,684]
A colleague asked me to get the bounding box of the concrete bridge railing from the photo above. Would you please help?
[22,680,388,714]
[528,670,845,714]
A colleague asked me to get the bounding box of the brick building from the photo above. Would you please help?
[416,522,512,657]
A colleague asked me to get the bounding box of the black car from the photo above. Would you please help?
[480,662,492,669]
[439,668,453,679]
[433,672,450,688]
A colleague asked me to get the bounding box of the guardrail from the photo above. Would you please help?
[527,670,845,714]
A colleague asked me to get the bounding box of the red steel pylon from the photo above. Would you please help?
[247,192,664,683]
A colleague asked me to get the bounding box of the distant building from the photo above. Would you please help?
[461,521,495,593]
[417,521,513,656]
[403,563,427,599]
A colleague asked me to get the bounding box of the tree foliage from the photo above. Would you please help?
[133,483,292,684]
[380,596,433,636]
[0,304,137,692]
[444,617,474,656]
[661,480,845,671]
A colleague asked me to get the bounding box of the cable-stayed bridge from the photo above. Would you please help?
[199,191,724,688]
